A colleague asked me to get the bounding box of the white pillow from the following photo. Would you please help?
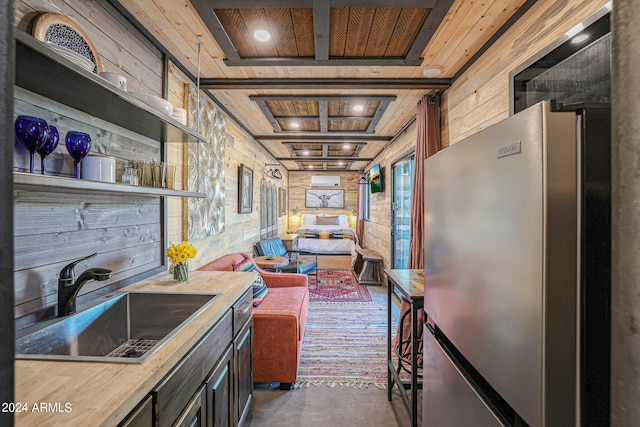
[338,215,349,226]
[301,214,316,226]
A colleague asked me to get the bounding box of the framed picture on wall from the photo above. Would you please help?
[278,188,287,216]
[305,189,344,208]
[238,164,253,213]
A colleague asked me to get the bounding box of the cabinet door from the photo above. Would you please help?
[119,395,153,427]
[174,386,206,427]
[206,344,234,427]
[235,319,253,427]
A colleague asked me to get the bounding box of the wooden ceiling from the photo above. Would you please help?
[115,0,532,172]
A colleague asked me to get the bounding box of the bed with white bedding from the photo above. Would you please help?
[293,214,360,257]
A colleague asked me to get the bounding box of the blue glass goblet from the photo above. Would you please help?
[37,125,59,175]
[65,131,91,179]
[15,115,49,173]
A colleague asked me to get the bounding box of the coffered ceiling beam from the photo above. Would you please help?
[190,0,240,61]
[278,157,373,161]
[273,115,374,121]
[313,0,330,61]
[200,78,451,90]
[406,0,455,61]
[319,100,328,132]
[224,57,424,67]
[257,135,391,141]
[282,141,367,147]
[207,0,435,7]
[254,99,283,132]
[367,99,392,133]
[250,95,396,102]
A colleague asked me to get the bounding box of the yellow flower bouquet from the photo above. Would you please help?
[166,241,197,282]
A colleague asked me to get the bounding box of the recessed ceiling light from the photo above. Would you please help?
[254,29,271,42]
[290,122,300,128]
[572,34,590,44]
[308,165,314,169]
[343,144,351,149]
[353,104,364,112]
[302,150,310,155]
[338,161,344,166]
[422,66,442,77]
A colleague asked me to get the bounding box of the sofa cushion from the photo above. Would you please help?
[252,279,269,306]
[253,286,309,341]
[233,256,257,272]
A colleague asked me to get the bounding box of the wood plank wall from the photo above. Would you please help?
[363,0,608,270]
[287,171,359,232]
[441,0,609,146]
[14,0,166,322]
[167,62,287,270]
[12,0,283,320]
[361,121,417,270]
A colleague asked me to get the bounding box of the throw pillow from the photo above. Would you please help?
[232,257,256,272]
[252,277,268,306]
[316,215,339,225]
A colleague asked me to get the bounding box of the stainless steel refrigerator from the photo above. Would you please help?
[422,100,610,426]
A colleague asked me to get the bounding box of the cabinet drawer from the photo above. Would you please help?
[154,309,232,427]
[233,288,253,337]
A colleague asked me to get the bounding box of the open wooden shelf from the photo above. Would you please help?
[14,172,205,198]
[15,31,206,144]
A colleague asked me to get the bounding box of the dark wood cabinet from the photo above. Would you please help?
[174,386,206,427]
[149,288,253,427]
[234,320,253,426]
[206,345,234,427]
[119,395,153,427]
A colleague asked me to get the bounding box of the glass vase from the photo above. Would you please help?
[173,263,189,282]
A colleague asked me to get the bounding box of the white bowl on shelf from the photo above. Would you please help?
[99,71,127,91]
[129,92,174,117]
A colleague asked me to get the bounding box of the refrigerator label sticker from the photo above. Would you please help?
[496,141,522,158]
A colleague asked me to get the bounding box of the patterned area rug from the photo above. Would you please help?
[295,301,389,389]
[308,269,372,303]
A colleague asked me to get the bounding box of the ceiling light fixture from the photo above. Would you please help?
[422,66,442,77]
[343,144,351,149]
[353,104,364,112]
[302,150,309,155]
[290,122,300,128]
[338,161,344,166]
[254,29,271,42]
[308,165,314,169]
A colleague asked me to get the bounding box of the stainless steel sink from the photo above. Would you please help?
[16,292,219,363]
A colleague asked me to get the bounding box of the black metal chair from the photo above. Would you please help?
[254,237,318,281]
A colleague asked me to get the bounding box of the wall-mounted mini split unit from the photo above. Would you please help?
[311,175,340,187]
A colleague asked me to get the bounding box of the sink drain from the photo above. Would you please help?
[106,339,159,358]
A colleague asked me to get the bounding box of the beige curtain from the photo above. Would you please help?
[393,94,441,367]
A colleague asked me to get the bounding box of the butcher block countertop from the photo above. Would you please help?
[15,270,256,427]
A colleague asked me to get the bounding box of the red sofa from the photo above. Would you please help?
[200,252,309,390]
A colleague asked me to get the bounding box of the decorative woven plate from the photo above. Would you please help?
[32,12,102,74]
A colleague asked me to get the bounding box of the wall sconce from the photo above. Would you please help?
[292,207,299,218]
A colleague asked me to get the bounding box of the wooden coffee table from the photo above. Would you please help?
[253,256,289,271]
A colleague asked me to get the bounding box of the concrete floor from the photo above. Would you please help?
[245,275,422,427]
[245,382,420,427]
